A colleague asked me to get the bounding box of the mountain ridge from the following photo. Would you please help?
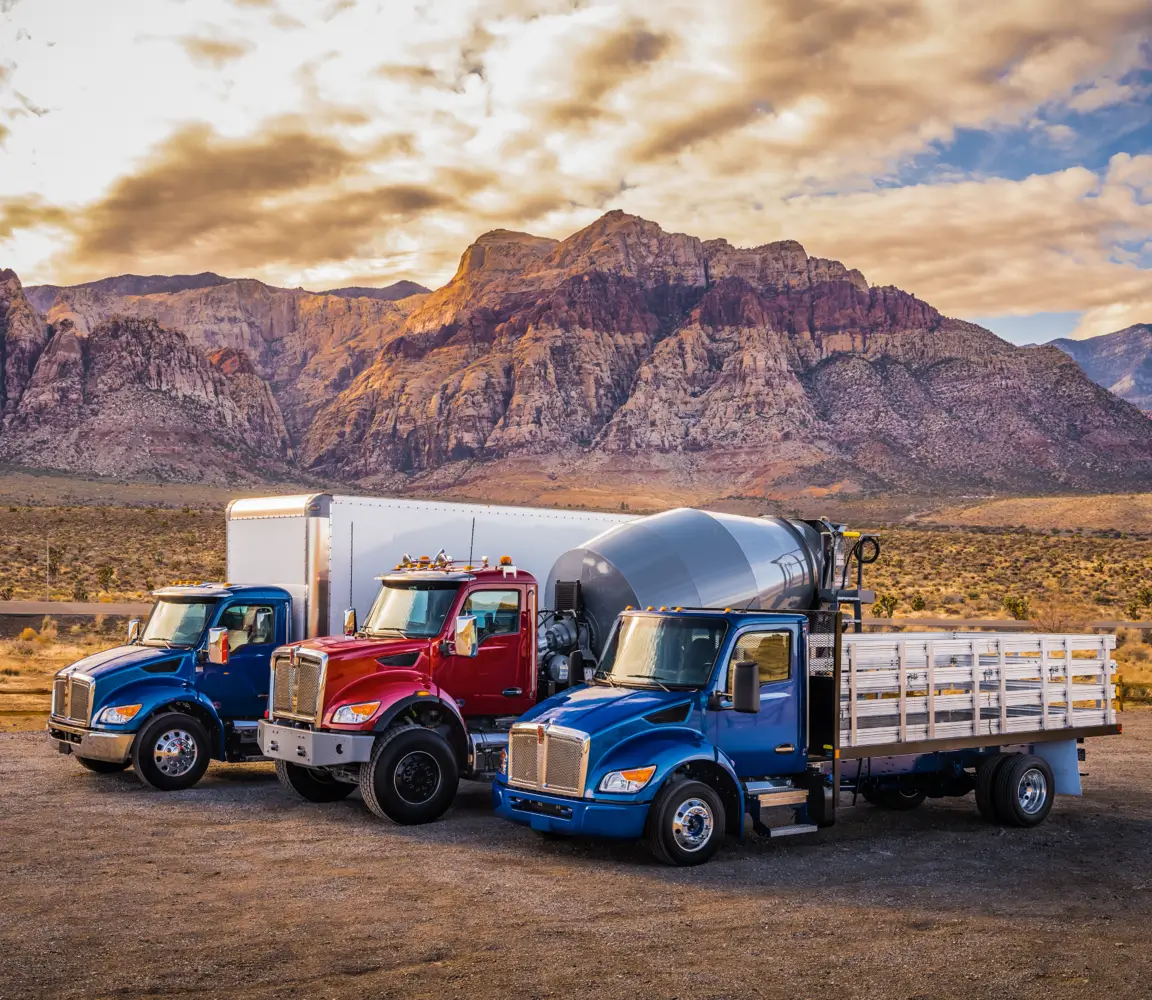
[4,212,1152,493]
[1049,324,1152,410]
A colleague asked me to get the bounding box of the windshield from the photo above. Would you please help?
[142,599,214,647]
[363,582,460,638]
[596,615,728,689]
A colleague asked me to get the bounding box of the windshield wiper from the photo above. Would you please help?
[367,626,408,637]
[592,671,619,688]
[619,675,672,692]
[143,638,177,649]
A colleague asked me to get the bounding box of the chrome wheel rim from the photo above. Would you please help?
[1018,768,1048,814]
[671,798,714,852]
[393,751,441,805]
[153,729,199,778]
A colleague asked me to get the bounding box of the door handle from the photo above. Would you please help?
[502,688,522,697]
[775,743,795,754]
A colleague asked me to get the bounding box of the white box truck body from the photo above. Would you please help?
[225,494,636,641]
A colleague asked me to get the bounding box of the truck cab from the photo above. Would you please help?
[47,583,292,790]
[493,607,823,864]
[259,554,543,823]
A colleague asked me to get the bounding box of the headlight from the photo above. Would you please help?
[97,704,142,725]
[598,765,657,794]
[332,701,381,724]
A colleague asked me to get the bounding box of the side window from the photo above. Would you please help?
[218,604,276,651]
[462,589,521,641]
[727,631,791,689]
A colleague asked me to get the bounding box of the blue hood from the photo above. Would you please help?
[527,683,696,733]
[65,644,188,680]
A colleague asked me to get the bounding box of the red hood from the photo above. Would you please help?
[291,634,435,718]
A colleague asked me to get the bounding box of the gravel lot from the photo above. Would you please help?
[2,716,1150,1000]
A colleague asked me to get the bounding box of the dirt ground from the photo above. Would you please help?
[0,717,1149,1000]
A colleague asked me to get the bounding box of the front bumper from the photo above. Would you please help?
[492,779,648,839]
[258,720,374,767]
[47,720,135,764]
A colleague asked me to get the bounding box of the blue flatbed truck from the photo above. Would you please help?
[493,608,1120,865]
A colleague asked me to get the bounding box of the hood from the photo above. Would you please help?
[61,644,188,681]
[526,683,695,734]
[294,635,430,660]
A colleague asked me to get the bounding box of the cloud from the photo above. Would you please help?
[0,194,68,238]
[178,33,255,69]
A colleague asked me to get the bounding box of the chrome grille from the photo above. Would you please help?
[542,732,584,794]
[53,677,68,717]
[507,724,588,797]
[51,674,92,724]
[270,649,327,722]
[508,730,539,786]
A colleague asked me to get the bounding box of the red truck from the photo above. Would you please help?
[258,553,553,824]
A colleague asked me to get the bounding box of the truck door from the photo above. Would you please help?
[199,601,285,719]
[705,627,805,777]
[439,586,532,716]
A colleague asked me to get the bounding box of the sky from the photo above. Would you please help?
[1,0,1151,344]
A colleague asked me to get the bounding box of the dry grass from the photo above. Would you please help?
[924,493,1152,533]
[0,617,120,732]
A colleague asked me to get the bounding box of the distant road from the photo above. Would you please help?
[864,616,1152,629]
[0,601,151,616]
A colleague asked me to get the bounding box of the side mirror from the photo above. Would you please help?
[127,619,142,644]
[454,616,478,658]
[207,626,229,665]
[343,608,357,636]
[255,608,274,641]
[732,660,760,714]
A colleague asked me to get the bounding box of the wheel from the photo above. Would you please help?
[75,756,130,774]
[644,778,725,866]
[359,725,459,825]
[992,754,1054,828]
[131,712,211,791]
[275,759,355,802]
[863,787,926,811]
[975,753,1011,822]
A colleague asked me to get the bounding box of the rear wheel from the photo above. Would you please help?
[992,754,1054,828]
[275,759,355,802]
[975,753,1011,822]
[359,725,459,825]
[645,778,725,866]
[75,756,130,774]
[132,712,211,791]
[863,786,926,811]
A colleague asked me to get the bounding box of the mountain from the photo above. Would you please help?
[25,272,234,311]
[4,213,1152,495]
[1049,325,1152,410]
[318,281,431,301]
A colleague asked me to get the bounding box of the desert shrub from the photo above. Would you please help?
[72,580,89,602]
[873,593,898,617]
[1003,594,1031,620]
[97,566,115,591]
[909,593,925,611]
[18,627,36,641]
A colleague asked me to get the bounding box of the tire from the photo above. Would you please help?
[359,725,459,825]
[863,787,926,811]
[75,756,130,774]
[275,759,355,803]
[645,778,725,866]
[131,712,211,791]
[975,753,1011,822]
[992,754,1054,828]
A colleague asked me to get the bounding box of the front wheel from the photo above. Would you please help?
[275,759,355,802]
[645,778,725,866]
[131,712,211,791]
[75,756,130,774]
[359,725,459,824]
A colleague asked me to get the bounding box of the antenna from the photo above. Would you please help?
[468,517,475,566]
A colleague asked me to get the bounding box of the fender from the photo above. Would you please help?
[115,681,227,759]
[588,726,742,808]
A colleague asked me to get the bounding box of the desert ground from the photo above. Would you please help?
[1,715,1149,999]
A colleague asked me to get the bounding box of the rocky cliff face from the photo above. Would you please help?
[1051,325,1152,411]
[5,212,1152,494]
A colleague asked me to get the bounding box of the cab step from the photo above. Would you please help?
[767,823,818,839]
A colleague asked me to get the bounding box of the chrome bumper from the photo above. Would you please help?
[258,720,374,767]
[47,720,135,763]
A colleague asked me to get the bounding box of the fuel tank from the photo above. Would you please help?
[546,508,826,653]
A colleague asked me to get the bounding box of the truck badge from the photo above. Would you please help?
[536,724,545,745]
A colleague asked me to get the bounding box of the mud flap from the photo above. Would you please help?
[1034,739,1081,795]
